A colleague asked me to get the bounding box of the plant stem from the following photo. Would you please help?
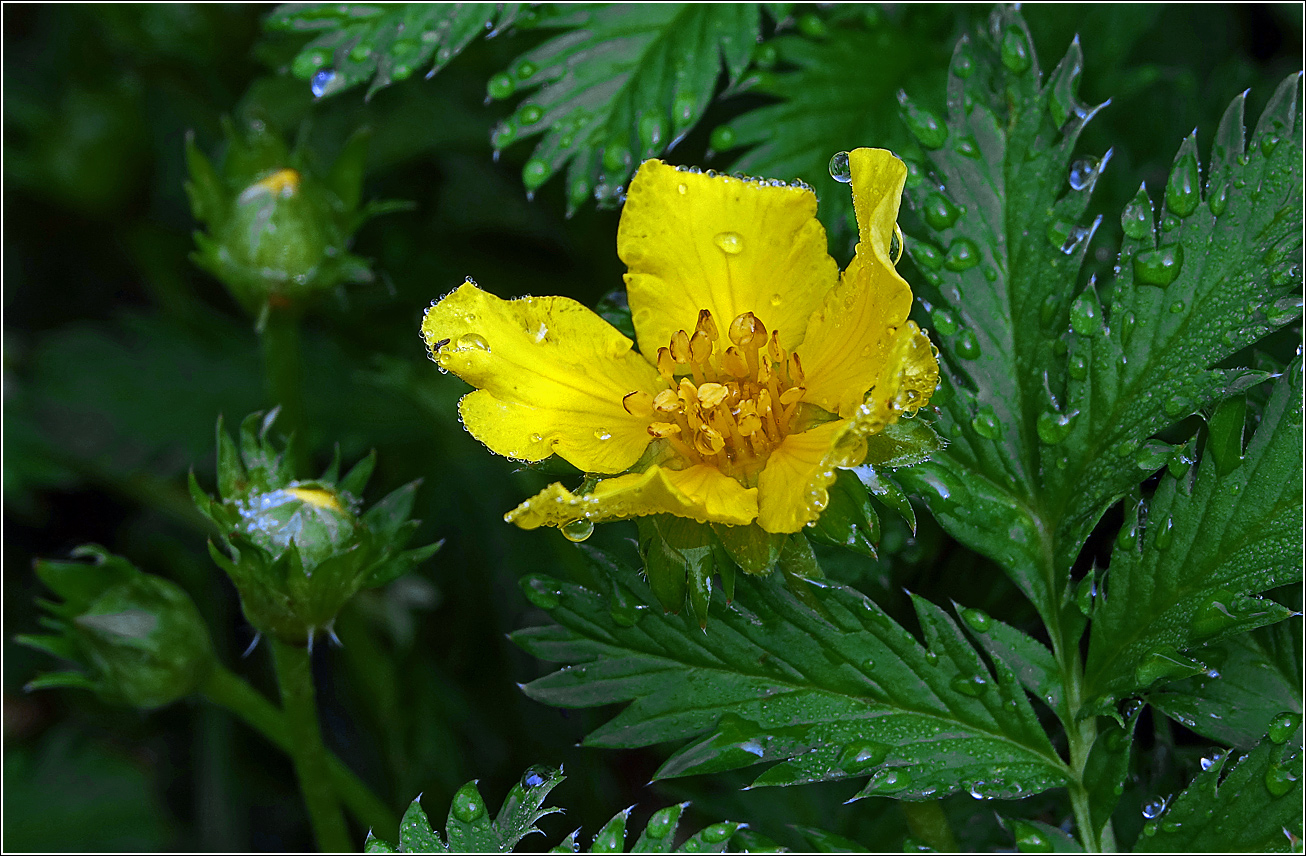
[199,665,397,837]
[261,306,307,472]
[270,641,353,852]
[901,801,958,852]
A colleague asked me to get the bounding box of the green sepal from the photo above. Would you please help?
[862,416,946,470]
[807,469,881,558]
[340,448,377,497]
[636,515,721,617]
[24,671,100,693]
[711,523,788,575]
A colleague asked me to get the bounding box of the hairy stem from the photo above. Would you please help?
[270,642,353,852]
[200,665,397,838]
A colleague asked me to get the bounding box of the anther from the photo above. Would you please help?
[694,427,726,456]
[728,312,765,347]
[722,347,749,379]
[767,330,784,364]
[669,330,692,363]
[656,347,676,381]
[622,390,655,418]
[696,382,728,409]
[648,422,681,438]
[695,309,719,342]
[689,330,713,365]
[653,390,680,413]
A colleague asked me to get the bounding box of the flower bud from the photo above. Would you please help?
[185,119,408,315]
[19,545,215,709]
[192,411,441,645]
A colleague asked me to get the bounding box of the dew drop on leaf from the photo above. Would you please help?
[1265,763,1298,797]
[1068,157,1101,190]
[950,673,989,697]
[971,406,1002,440]
[451,784,487,823]
[1133,244,1185,287]
[521,574,563,609]
[923,192,961,230]
[311,69,337,98]
[1069,291,1104,335]
[1000,26,1032,73]
[899,94,948,149]
[520,764,555,788]
[1268,711,1302,744]
[1165,152,1201,217]
[960,607,991,632]
[1121,188,1154,240]
[1036,410,1077,445]
[944,238,980,271]
[1141,796,1168,820]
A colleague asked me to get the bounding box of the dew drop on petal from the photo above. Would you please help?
[714,232,744,254]
[829,151,852,183]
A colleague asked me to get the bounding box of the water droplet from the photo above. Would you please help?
[1069,352,1088,380]
[310,69,337,98]
[1069,157,1101,191]
[521,765,555,788]
[700,823,736,844]
[638,113,666,153]
[1000,26,1032,73]
[829,151,852,183]
[955,136,980,158]
[931,307,959,336]
[1268,294,1304,326]
[923,192,961,230]
[945,238,980,271]
[1208,180,1229,216]
[1165,153,1201,217]
[960,607,991,632]
[1037,410,1078,445]
[523,159,552,191]
[451,783,487,823]
[888,226,904,264]
[837,741,890,774]
[1133,244,1185,287]
[1134,441,1172,472]
[1161,214,1179,233]
[1201,749,1225,771]
[602,143,632,173]
[899,94,948,149]
[561,518,595,542]
[349,44,372,61]
[924,650,939,665]
[970,407,1002,440]
[521,574,562,609]
[487,72,515,100]
[515,60,537,81]
[953,44,975,78]
[913,240,944,270]
[1121,188,1154,240]
[714,232,744,255]
[951,673,989,696]
[1265,764,1298,797]
[709,125,736,152]
[1268,711,1302,744]
[956,329,981,359]
[519,104,544,125]
[1070,291,1104,335]
[1116,519,1139,551]
[1141,796,1168,820]
[865,767,911,794]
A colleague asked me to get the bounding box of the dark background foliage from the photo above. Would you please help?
[3,4,1300,850]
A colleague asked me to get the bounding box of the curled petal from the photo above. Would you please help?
[422,282,661,474]
[756,420,867,533]
[506,464,758,530]
[619,160,838,358]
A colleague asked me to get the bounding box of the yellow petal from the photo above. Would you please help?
[856,320,940,429]
[849,147,907,267]
[756,420,867,534]
[798,149,918,416]
[506,464,758,530]
[422,281,661,474]
[619,160,838,358]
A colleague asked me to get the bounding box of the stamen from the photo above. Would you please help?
[653,389,680,413]
[656,347,675,383]
[669,330,692,364]
[623,391,655,418]
[695,309,719,342]
[697,382,728,409]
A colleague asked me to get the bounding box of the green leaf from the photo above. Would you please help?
[494,4,761,209]
[512,567,1068,801]
[891,8,1303,633]
[807,469,881,559]
[726,14,953,250]
[1002,817,1083,853]
[266,3,523,100]
[365,767,742,853]
[1148,623,1303,750]
[1084,361,1302,705]
[1138,738,1302,852]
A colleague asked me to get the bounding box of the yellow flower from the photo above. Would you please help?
[421,148,939,536]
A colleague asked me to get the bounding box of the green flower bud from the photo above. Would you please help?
[19,545,215,709]
[185,120,408,316]
[192,411,441,645]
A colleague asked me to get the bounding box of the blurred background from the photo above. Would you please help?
[4,4,1300,850]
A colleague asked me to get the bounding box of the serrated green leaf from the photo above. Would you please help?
[267,3,523,100]
[1084,361,1302,704]
[1148,623,1303,750]
[1139,738,1302,852]
[726,17,952,250]
[495,4,760,209]
[512,568,1068,802]
[962,610,1063,717]
[370,768,739,853]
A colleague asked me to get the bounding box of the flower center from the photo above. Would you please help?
[622,309,806,481]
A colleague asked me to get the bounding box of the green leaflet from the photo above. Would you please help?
[266,4,524,100]
[725,11,953,252]
[1148,618,1302,751]
[492,4,761,209]
[1136,738,1303,852]
[363,766,744,853]
[512,557,1067,802]
[891,6,1304,632]
[1084,361,1302,706]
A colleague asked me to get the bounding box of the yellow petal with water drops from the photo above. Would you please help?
[505,464,758,531]
[854,320,939,431]
[798,247,914,417]
[422,281,661,474]
[848,147,908,267]
[618,160,838,359]
[756,420,868,534]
